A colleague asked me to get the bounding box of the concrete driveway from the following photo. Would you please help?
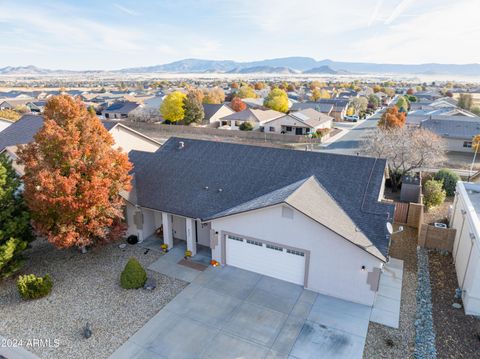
[110,266,371,359]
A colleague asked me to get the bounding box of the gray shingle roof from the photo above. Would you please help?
[103,101,139,113]
[0,115,44,152]
[129,137,393,257]
[420,117,480,139]
[0,115,119,152]
[290,102,333,114]
[203,104,225,121]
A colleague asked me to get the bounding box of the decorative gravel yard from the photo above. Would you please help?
[429,251,480,359]
[0,239,187,359]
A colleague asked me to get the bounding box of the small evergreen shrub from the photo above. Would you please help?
[120,258,147,289]
[434,169,460,197]
[17,274,53,300]
[423,179,446,210]
[239,122,253,131]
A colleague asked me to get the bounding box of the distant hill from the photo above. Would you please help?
[303,66,339,74]
[227,66,299,74]
[1,57,480,76]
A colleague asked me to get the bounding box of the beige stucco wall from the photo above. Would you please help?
[109,125,160,153]
[211,204,382,306]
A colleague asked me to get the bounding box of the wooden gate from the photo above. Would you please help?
[394,202,410,224]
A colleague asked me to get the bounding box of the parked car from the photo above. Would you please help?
[344,115,359,122]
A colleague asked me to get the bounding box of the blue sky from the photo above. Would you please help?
[0,0,478,70]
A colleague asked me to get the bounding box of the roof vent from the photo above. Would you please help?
[204,186,209,190]
[178,141,185,149]
[218,188,223,193]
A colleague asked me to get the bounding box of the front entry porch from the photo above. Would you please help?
[143,238,212,282]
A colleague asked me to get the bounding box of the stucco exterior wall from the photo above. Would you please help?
[209,106,235,125]
[210,204,382,306]
[109,125,160,153]
[450,182,480,315]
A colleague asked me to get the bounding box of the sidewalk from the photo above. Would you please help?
[0,335,40,359]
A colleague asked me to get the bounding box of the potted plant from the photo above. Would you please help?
[184,250,192,259]
[160,244,168,253]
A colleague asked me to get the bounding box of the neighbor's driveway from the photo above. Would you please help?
[110,266,371,359]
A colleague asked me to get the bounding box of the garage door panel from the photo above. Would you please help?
[226,235,305,285]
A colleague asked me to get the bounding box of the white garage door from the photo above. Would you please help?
[225,235,306,285]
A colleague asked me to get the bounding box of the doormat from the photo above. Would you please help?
[177,259,208,271]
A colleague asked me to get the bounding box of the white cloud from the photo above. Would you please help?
[354,0,480,64]
[113,3,140,16]
[384,0,415,24]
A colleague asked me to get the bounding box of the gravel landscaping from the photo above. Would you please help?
[363,226,417,359]
[429,250,480,359]
[414,247,437,359]
[0,239,187,359]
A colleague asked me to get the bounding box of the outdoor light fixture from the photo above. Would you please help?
[361,265,367,271]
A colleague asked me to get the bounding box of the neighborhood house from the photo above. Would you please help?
[124,137,394,306]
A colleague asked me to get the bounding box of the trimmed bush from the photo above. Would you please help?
[17,274,53,300]
[120,258,147,289]
[434,169,460,197]
[423,179,446,210]
[239,122,253,131]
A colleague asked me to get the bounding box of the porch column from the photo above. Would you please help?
[186,218,197,256]
[161,212,173,249]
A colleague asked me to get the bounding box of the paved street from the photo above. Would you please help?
[315,112,383,155]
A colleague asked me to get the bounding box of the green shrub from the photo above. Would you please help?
[434,169,460,197]
[120,258,147,289]
[423,179,446,210]
[17,274,53,300]
[239,122,253,131]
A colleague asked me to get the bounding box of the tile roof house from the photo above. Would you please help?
[101,101,141,119]
[125,137,394,306]
[0,114,161,175]
[218,108,284,130]
[419,116,480,152]
[263,108,333,135]
[202,103,235,127]
[290,102,334,115]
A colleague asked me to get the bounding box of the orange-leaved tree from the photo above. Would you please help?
[377,106,406,129]
[230,97,247,112]
[18,95,132,249]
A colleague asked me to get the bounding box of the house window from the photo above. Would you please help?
[287,249,304,257]
[235,120,241,126]
[269,127,275,132]
[246,239,262,247]
[286,126,292,132]
[266,244,283,251]
[464,141,473,148]
[228,235,243,242]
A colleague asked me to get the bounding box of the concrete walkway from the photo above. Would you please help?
[370,258,404,328]
[110,266,371,359]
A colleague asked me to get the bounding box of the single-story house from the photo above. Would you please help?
[102,101,141,119]
[0,98,34,110]
[290,102,334,116]
[449,181,480,315]
[316,99,350,121]
[218,108,284,130]
[0,114,161,175]
[202,103,235,127]
[263,108,333,135]
[125,137,394,306]
[419,116,480,152]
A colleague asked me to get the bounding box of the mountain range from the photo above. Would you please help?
[1,57,480,76]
